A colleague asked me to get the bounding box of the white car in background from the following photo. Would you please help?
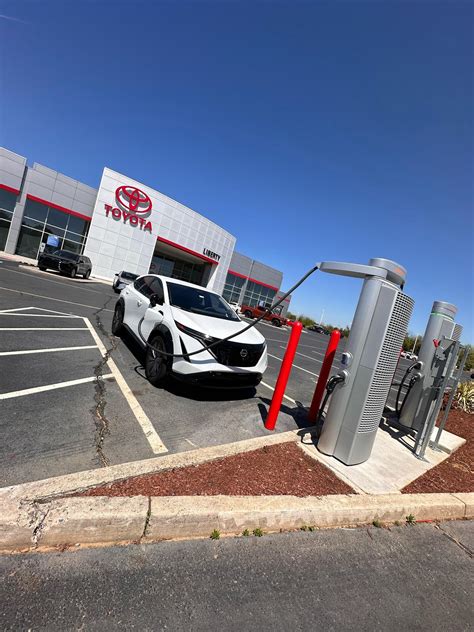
[112,275,267,388]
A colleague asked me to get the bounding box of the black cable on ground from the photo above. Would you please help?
[134,263,320,359]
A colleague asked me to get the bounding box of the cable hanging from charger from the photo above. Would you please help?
[133,263,321,359]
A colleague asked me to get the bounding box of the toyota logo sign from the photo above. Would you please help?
[103,185,153,233]
[115,186,152,215]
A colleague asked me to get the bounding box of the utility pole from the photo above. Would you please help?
[319,309,325,325]
[411,335,418,354]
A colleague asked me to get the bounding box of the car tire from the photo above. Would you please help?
[272,318,281,327]
[111,302,125,336]
[83,269,91,279]
[70,267,77,278]
[244,310,253,318]
[145,334,169,387]
[38,266,46,272]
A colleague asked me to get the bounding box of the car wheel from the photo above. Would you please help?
[38,266,46,272]
[244,310,253,318]
[83,269,91,279]
[70,267,77,278]
[145,335,169,387]
[272,318,281,327]
[111,302,124,336]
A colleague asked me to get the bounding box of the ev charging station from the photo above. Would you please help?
[306,258,415,465]
[396,301,466,459]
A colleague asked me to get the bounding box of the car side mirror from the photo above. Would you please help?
[149,293,163,308]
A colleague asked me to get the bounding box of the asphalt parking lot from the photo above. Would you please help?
[0,259,414,488]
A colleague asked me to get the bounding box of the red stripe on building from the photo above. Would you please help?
[228,269,280,292]
[26,194,92,222]
[0,183,21,196]
[157,236,219,265]
[227,269,248,280]
[248,277,279,292]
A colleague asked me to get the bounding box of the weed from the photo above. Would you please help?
[394,520,402,527]
[406,514,416,525]
[242,529,250,537]
[300,525,308,531]
[210,529,220,540]
[308,526,316,532]
[372,519,382,528]
[253,528,264,537]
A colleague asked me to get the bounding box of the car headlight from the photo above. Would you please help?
[174,321,216,344]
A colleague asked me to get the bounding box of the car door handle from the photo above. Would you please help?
[158,310,163,316]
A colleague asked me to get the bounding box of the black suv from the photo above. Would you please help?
[309,324,329,335]
[38,249,92,279]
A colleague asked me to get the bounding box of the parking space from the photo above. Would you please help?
[0,260,414,488]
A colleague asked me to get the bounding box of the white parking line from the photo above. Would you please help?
[267,353,320,377]
[83,318,168,455]
[0,345,98,357]
[0,307,38,313]
[0,313,80,318]
[0,286,114,312]
[0,374,115,401]
[260,380,297,404]
[282,346,326,361]
[0,327,90,331]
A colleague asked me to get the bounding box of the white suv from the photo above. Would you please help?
[112,274,268,388]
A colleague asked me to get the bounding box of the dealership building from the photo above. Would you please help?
[0,147,291,315]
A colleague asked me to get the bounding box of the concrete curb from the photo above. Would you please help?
[1,492,472,552]
[0,430,305,502]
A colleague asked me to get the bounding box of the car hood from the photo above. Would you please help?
[170,306,265,345]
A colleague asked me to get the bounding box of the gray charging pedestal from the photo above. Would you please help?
[317,258,414,466]
[399,301,460,432]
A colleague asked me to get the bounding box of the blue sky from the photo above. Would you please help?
[1,1,473,340]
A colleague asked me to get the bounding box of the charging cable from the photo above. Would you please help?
[131,263,321,359]
[395,361,422,417]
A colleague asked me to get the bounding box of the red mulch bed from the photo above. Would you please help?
[79,443,354,497]
[402,408,473,494]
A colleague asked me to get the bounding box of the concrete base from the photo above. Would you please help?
[300,424,465,495]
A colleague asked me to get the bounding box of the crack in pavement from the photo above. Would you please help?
[435,523,473,558]
[141,496,152,540]
[91,296,118,468]
[28,502,50,547]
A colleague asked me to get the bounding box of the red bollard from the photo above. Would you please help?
[308,329,341,424]
[265,320,303,431]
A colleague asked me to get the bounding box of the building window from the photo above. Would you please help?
[242,280,277,308]
[16,198,90,259]
[222,273,245,304]
[0,188,18,251]
[149,254,205,286]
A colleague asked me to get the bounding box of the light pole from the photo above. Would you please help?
[411,335,419,354]
[319,309,325,325]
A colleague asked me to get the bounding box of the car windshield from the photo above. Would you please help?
[53,250,79,261]
[121,271,138,280]
[167,283,240,321]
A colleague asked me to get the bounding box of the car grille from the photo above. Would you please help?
[212,340,265,367]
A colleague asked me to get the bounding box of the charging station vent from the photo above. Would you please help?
[358,292,414,433]
[453,324,463,341]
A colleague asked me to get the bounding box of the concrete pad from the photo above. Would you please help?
[299,425,465,495]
